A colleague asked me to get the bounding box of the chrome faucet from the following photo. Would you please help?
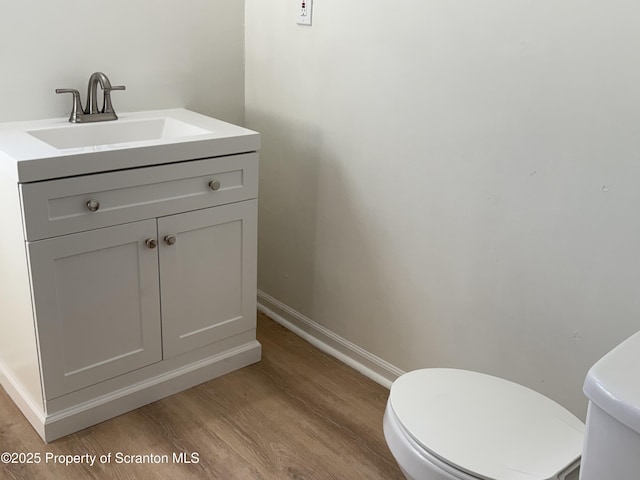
[56,72,126,123]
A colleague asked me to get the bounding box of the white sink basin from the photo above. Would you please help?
[0,109,260,183]
[27,117,211,150]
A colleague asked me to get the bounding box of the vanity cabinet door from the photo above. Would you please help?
[27,220,162,399]
[159,200,257,359]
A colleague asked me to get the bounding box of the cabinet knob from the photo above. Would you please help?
[86,199,100,212]
[145,238,157,249]
[164,234,177,246]
[209,179,221,191]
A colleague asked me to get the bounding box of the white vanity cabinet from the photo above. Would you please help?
[27,199,257,400]
[0,109,261,442]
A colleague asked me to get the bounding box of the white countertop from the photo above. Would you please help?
[0,109,260,183]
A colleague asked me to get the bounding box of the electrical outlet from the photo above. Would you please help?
[297,0,313,26]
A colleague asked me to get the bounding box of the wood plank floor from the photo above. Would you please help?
[0,312,404,479]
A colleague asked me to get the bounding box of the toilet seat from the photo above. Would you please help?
[385,402,485,480]
[388,369,584,480]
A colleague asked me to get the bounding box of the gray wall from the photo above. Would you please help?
[0,0,244,124]
[245,0,640,418]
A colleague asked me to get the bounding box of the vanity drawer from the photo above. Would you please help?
[20,153,258,241]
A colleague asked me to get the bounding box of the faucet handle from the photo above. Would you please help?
[102,85,126,115]
[55,88,84,123]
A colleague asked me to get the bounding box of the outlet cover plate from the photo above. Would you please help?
[297,0,313,26]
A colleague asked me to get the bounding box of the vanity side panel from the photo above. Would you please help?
[0,172,45,417]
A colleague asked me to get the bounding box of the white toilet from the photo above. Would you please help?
[384,369,583,480]
[580,329,640,480]
[384,330,640,480]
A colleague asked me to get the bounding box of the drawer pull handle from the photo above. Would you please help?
[164,234,177,246]
[209,179,221,191]
[145,238,157,249]
[86,199,100,212]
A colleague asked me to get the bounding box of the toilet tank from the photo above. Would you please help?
[580,330,640,480]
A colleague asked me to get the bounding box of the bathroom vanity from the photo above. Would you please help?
[0,109,260,441]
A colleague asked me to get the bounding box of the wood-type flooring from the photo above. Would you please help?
[0,311,403,479]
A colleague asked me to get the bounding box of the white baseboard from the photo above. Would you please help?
[0,359,46,439]
[257,290,404,389]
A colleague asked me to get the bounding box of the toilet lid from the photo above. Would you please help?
[389,369,584,480]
